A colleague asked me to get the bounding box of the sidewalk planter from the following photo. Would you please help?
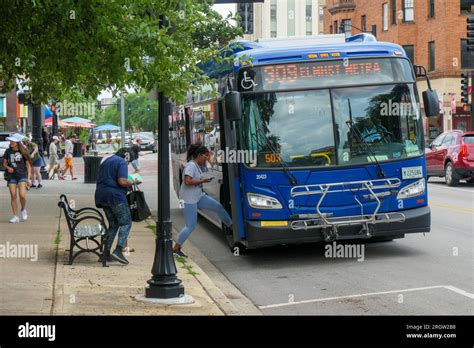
[83,155,103,183]
[73,142,83,157]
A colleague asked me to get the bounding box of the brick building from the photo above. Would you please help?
[324,0,474,138]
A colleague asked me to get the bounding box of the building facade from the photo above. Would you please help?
[239,0,326,41]
[0,89,28,133]
[323,0,474,138]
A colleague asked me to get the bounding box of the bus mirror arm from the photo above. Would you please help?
[224,91,242,121]
[414,65,440,117]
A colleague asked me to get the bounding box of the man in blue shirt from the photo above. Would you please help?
[95,148,141,264]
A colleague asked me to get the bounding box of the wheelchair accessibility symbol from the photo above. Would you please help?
[241,71,258,90]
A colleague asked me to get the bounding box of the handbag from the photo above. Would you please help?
[4,170,12,181]
[127,184,151,222]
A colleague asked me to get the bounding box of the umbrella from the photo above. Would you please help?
[44,118,72,127]
[62,116,95,128]
[95,124,121,131]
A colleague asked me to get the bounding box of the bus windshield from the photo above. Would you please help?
[242,83,423,168]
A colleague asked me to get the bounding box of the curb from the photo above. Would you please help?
[172,226,262,316]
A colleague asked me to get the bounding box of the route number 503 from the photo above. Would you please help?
[256,174,267,180]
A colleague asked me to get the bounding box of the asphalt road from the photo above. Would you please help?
[179,175,474,315]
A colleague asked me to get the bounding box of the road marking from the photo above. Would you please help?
[259,285,473,310]
[443,285,474,300]
[430,202,474,214]
[428,183,474,194]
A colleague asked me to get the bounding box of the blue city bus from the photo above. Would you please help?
[170,34,439,252]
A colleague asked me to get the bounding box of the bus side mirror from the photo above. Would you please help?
[422,89,440,117]
[224,91,242,121]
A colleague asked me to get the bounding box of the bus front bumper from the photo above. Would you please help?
[243,206,430,249]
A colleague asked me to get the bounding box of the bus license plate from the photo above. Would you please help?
[402,166,423,179]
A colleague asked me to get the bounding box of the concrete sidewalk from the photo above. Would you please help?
[0,177,260,315]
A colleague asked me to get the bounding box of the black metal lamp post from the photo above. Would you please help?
[145,92,184,299]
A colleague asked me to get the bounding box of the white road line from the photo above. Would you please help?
[443,285,474,300]
[259,285,445,309]
[428,184,474,194]
[259,285,474,310]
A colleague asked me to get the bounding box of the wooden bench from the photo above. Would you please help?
[57,194,109,267]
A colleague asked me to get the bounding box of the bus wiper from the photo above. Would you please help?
[346,99,385,178]
[250,106,298,186]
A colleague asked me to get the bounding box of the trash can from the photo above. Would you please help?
[73,142,83,158]
[83,155,103,183]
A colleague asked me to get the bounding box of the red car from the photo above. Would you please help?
[426,130,474,186]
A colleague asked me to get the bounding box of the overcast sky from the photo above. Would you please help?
[99,4,236,100]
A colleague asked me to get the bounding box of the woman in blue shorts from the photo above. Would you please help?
[2,134,32,223]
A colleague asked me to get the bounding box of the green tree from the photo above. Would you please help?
[0,0,242,103]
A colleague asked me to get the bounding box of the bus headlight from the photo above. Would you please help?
[396,178,425,199]
[247,193,283,209]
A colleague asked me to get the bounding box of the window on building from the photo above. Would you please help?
[306,0,312,36]
[334,20,338,33]
[0,96,5,118]
[391,0,397,24]
[461,39,474,69]
[428,41,435,71]
[361,15,367,32]
[383,3,389,31]
[403,45,415,63]
[341,19,352,36]
[460,0,473,13]
[287,0,295,36]
[403,0,414,21]
[270,0,277,38]
[429,0,435,17]
[371,24,377,37]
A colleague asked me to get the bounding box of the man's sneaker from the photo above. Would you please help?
[9,216,20,224]
[37,184,43,189]
[30,184,36,188]
[20,210,28,221]
[111,249,129,265]
[173,249,188,258]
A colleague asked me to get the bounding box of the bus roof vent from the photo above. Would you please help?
[345,33,377,43]
[256,34,346,48]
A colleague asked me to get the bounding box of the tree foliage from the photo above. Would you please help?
[99,92,158,132]
[0,0,242,103]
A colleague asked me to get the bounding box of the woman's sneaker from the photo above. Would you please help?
[20,210,28,222]
[9,216,20,223]
[111,249,129,265]
[173,249,188,258]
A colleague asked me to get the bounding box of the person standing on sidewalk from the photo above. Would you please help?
[22,136,43,189]
[94,148,141,265]
[2,134,32,223]
[59,135,77,180]
[173,144,233,257]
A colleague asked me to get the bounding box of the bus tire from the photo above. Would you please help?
[224,224,248,255]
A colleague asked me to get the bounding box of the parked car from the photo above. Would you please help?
[132,132,157,153]
[0,132,13,171]
[425,130,474,186]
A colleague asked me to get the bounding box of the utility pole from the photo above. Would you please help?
[120,91,126,147]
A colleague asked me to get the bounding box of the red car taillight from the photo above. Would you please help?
[460,143,468,158]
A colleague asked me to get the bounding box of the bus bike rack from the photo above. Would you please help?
[289,178,406,241]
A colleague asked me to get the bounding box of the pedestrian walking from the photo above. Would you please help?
[23,136,43,189]
[94,148,141,265]
[131,136,142,173]
[59,135,77,180]
[47,136,60,179]
[2,134,32,223]
[173,144,233,257]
